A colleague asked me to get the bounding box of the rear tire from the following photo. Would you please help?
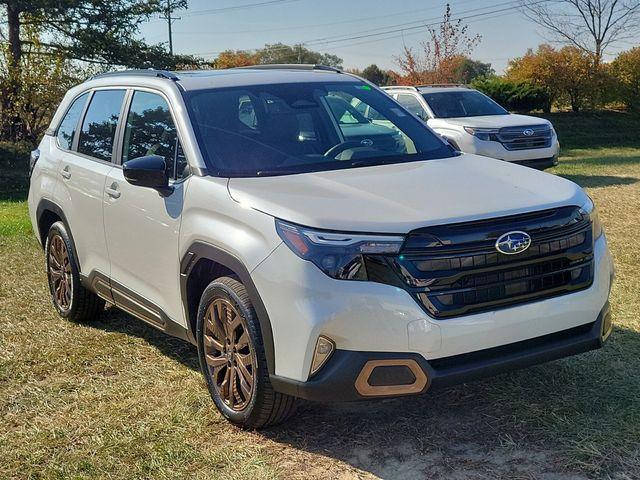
[196,276,296,429]
[45,221,104,322]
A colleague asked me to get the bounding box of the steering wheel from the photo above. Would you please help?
[323,141,366,158]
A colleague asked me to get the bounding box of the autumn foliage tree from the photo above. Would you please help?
[395,4,481,84]
[611,47,640,111]
[507,45,598,112]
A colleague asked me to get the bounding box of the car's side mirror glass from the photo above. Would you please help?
[123,155,172,194]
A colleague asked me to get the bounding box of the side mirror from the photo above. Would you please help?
[123,155,172,194]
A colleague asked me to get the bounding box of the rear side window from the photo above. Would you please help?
[78,89,126,161]
[122,91,188,180]
[56,93,88,150]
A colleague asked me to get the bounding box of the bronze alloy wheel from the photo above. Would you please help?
[203,298,257,411]
[48,233,73,311]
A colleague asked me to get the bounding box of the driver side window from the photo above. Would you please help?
[122,91,190,180]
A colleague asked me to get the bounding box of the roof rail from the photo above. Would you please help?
[234,64,342,73]
[382,84,469,90]
[90,69,180,81]
[417,83,468,88]
[381,85,419,91]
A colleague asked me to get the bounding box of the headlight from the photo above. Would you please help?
[463,126,500,141]
[580,196,603,239]
[275,219,404,280]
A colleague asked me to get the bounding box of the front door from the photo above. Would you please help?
[103,89,190,328]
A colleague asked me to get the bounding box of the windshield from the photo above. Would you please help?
[184,82,454,177]
[422,90,508,118]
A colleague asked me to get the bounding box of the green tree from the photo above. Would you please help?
[0,1,193,69]
[257,43,342,68]
[453,58,493,83]
[358,64,396,86]
[211,44,343,70]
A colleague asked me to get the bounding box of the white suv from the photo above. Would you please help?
[28,66,613,429]
[382,85,560,169]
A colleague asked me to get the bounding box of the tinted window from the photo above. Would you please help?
[396,94,427,119]
[122,91,188,179]
[78,89,126,161]
[57,93,88,150]
[422,91,508,118]
[184,82,453,177]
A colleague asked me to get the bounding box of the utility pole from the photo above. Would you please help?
[162,0,181,56]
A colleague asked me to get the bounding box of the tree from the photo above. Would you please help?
[258,43,342,68]
[395,3,481,84]
[0,1,194,69]
[507,44,598,112]
[358,64,396,86]
[211,44,343,69]
[0,24,89,141]
[452,57,493,83]
[521,0,640,67]
[212,50,263,69]
[611,47,640,110]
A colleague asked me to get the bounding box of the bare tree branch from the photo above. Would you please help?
[521,0,640,64]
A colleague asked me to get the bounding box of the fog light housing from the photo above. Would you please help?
[310,336,335,376]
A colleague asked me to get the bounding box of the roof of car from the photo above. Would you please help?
[88,65,359,91]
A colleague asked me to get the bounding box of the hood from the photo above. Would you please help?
[442,114,551,129]
[228,154,586,233]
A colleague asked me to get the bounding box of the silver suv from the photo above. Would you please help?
[382,85,560,169]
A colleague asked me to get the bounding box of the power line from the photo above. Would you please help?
[166,0,481,36]
[189,0,546,57]
[182,0,302,16]
[304,0,556,47]
[148,0,303,22]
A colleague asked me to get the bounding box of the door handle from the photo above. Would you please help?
[60,166,71,179]
[105,182,121,199]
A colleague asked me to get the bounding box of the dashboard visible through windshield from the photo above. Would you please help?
[183,82,454,177]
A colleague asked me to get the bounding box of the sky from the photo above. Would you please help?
[137,0,638,74]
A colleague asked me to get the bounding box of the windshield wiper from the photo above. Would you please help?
[255,168,306,176]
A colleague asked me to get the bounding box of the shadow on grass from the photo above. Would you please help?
[89,308,639,478]
[90,307,200,371]
[559,174,639,189]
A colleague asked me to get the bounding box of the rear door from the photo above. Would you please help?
[56,89,126,283]
[103,89,190,328]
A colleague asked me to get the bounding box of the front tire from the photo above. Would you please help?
[45,221,104,321]
[196,276,296,429]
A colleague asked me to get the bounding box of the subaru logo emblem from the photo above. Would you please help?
[523,128,534,136]
[360,138,374,146]
[495,231,532,255]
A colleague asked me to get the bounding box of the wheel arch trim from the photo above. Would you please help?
[35,199,81,268]
[180,241,276,374]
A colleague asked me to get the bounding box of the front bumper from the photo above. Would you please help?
[458,134,560,164]
[271,301,611,402]
[252,233,613,383]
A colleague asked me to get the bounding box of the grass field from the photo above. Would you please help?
[1,112,639,479]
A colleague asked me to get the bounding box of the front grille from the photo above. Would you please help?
[497,124,552,151]
[390,206,594,318]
